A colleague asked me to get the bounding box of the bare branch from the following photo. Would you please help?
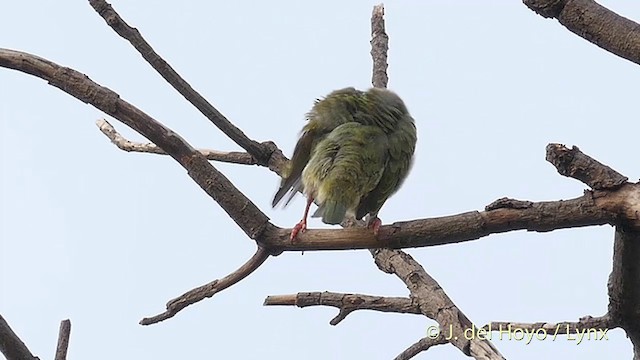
[54,319,71,360]
[0,314,39,360]
[608,228,640,358]
[87,0,276,164]
[546,143,628,189]
[370,4,389,88]
[97,118,259,165]
[368,7,503,359]
[372,249,505,359]
[263,292,420,325]
[394,335,448,360]
[483,315,615,335]
[523,0,640,66]
[262,191,618,251]
[0,48,272,242]
[140,245,271,325]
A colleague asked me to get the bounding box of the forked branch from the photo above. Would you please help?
[88,0,275,164]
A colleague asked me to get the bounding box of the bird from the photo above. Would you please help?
[272,87,417,241]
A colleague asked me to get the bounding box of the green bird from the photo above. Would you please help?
[272,87,417,241]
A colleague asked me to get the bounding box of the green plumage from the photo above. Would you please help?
[273,87,417,234]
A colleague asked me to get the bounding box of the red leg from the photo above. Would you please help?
[368,216,382,237]
[291,196,314,242]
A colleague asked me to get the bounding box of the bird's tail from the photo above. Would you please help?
[313,200,347,225]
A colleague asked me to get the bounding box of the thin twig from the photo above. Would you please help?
[54,319,71,360]
[141,246,271,325]
[394,335,448,360]
[97,119,259,165]
[88,0,273,164]
[263,292,420,325]
[0,314,39,360]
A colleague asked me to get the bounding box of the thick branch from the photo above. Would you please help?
[88,0,276,165]
[54,320,71,360]
[0,48,272,242]
[372,249,504,359]
[263,292,420,325]
[262,191,618,251]
[546,144,627,189]
[608,227,640,358]
[0,314,39,360]
[524,0,640,66]
[140,246,271,325]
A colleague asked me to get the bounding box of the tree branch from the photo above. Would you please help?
[262,191,620,251]
[523,0,640,65]
[394,335,448,360]
[54,319,71,360]
[370,4,389,88]
[372,249,505,359]
[263,292,420,325]
[608,228,640,358]
[0,48,272,242]
[0,314,39,360]
[96,118,262,166]
[367,8,503,359]
[88,0,277,165]
[545,143,628,190]
[140,245,271,325]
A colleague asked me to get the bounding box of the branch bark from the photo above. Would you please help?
[263,292,420,325]
[608,228,640,358]
[54,319,71,360]
[262,191,620,251]
[545,144,628,190]
[524,0,640,65]
[372,249,504,359]
[394,335,448,360]
[0,314,39,360]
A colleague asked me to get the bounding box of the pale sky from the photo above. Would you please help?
[2,1,640,359]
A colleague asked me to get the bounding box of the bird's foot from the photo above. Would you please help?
[368,217,382,237]
[290,220,307,242]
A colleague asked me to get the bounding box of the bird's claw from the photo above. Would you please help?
[369,217,382,237]
[290,221,307,242]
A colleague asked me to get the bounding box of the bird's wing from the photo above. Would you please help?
[356,117,417,220]
[272,88,366,208]
[307,122,389,222]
